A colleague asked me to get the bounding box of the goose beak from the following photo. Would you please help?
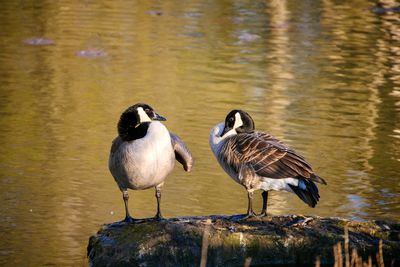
[153,112,167,121]
[220,124,229,137]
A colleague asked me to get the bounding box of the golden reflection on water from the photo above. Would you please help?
[0,0,400,265]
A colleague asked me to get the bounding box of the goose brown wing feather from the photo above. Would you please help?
[227,132,316,179]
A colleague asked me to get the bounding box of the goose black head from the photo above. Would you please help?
[117,103,166,141]
[220,109,255,137]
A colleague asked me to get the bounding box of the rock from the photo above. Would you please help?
[87,215,400,267]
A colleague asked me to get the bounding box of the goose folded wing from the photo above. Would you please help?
[234,133,314,179]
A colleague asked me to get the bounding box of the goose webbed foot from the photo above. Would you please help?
[121,215,141,224]
[240,211,258,220]
[257,211,268,218]
[152,212,166,221]
[124,216,135,223]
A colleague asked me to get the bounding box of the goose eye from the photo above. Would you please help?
[229,117,234,122]
[145,108,150,112]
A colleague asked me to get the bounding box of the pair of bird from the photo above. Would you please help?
[109,103,327,222]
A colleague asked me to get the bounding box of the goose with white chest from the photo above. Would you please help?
[209,110,327,218]
[109,103,194,223]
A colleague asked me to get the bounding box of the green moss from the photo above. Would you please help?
[116,223,165,244]
[223,232,242,248]
[373,231,388,240]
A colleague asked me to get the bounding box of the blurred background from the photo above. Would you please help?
[0,0,399,265]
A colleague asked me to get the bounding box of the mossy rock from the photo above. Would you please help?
[87,215,400,267]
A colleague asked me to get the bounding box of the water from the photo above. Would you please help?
[0,0,399,265]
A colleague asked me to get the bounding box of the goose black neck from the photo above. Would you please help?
[118,119,150,142]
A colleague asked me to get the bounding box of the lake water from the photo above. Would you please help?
[0,0,399,265]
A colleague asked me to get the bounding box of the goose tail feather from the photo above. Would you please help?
[289,179,320,208]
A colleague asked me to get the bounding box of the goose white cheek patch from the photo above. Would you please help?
[137,107,152,123]
[233,112,243,129]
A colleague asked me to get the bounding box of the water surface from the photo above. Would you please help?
[0,0,399,265]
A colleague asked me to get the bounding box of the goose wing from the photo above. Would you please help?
[110,137,123,155]
[170,133,194,172]
[225,132,326,183]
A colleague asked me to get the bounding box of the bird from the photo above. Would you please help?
[209,109,327,218]
[109,103,194,223]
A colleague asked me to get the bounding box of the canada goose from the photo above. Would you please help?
[109,103,194,222]
[209,110,326,218]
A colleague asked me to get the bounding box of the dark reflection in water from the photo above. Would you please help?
[0,0,399,265]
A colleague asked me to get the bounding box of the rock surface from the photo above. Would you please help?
[87,215,400,267]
